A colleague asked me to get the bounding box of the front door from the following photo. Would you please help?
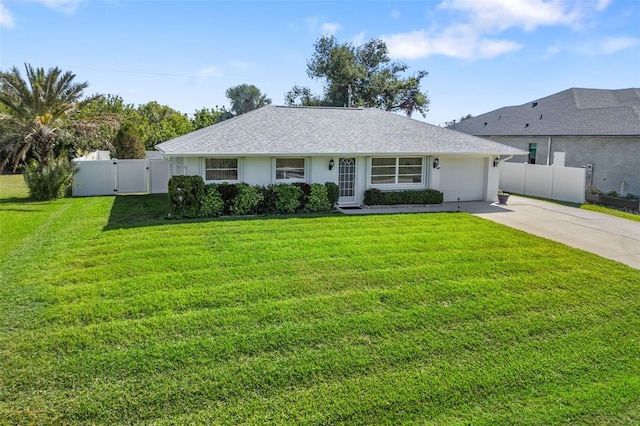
[338,158,356,203]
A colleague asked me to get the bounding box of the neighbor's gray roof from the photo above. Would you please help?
[452,88,640,137]
[155,106,527,156]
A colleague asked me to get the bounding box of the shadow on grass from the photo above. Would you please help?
[0,197,40,205]
[103,194,172,231]
[103,194,347,231]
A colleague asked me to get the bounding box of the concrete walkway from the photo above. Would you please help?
[340,196,640,270]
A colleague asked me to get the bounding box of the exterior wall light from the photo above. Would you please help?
[433,157,440,169]
[493,157,500,167]
[329,158,335,170]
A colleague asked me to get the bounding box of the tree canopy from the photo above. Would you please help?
[0,64,100,171]
[192,106,233,130]
[225,84,271,116]
[286,36,430,117]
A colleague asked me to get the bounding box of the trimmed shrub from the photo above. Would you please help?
[168,175,205,218]
[363,189,443,206]
[304,183,331,212]
[293,182,311,211]
[363,188,385,205]
[258,185,278,215]
[113,122,145,159]
[325,181,340,208]
[230,183,264,215]
[201,184,225,217]
[274,183,302,213]
[23,155,76,200]
[217,182,239,214]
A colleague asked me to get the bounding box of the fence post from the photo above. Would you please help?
[113,159,118,195]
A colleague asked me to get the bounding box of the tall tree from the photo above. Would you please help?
[225,84,271,116]
[286,36,429,117]
[113,122,145,159]
[0,64,100,171]
[60,93,131,157]
[192,106,232,130]
[133,101,193,148]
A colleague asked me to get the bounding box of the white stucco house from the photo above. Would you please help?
[155,106,527,205]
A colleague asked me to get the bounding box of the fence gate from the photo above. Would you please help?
[72,158,169,196]
[116,159,147,194]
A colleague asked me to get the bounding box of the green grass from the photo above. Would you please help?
[582,203,640,222]
[1,176,639,424]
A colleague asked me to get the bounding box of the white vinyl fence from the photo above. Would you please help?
[500,163,586,204]
[72,158,170,196]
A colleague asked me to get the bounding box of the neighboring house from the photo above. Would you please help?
[155,105,526,204]
[451,88,640,196]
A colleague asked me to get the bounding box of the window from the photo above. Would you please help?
[275,158,305,180]
[205,158,238,181]
[371,157,423,185]
[528,143,537,164]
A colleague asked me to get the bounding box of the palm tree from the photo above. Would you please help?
[225,84,271,116]
[0,64,98,172]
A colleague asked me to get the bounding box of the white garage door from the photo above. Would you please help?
[440,158,486,202]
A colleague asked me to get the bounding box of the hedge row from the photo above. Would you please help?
[168,176,340,218]
[363,188,443,206]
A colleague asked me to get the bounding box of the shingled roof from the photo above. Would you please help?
[451,88,640,137]
[155,105,526,156]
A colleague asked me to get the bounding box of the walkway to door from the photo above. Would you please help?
[339,195,640,270]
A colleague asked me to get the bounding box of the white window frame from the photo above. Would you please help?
[203,157,242,183]
[368,156,425,188]
[273,157,308,183]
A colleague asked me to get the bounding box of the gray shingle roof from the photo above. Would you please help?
[155,106,527,156]
[451,88,640,137]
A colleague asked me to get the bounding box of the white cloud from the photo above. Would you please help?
[321,22,340,35]
[595,0,612,12]
[438,0,581,32]
[384,0,609,60]
[384,25,522,60]
[196,66,220,78]
[0,2,15,28]
[352,31,366,46]
[230,60,253,71]
[596,36,640,54]
[306,16,341,36]
[37,0,82,14]
[545,44,562,56]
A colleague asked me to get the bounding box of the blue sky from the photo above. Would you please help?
[1,0,639,126]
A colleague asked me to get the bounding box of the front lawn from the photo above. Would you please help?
[582,203,640,222]
[1,176,639,424]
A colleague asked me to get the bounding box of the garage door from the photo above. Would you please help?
[440,158,486,202]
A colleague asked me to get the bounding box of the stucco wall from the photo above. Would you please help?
[169,154,501,203]
[487,135,640,196]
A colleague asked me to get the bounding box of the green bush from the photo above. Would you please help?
[201,184,225,217]
[230,183,264,215]
[22,155,76,201]
[363,189,443,206]
[258,185,278,215]
[363,188,385,205]
[293,182,311,211]
[274,183,302,213]
[113,122,145,159]
[325,182,340,208]
[217,182,239,214]
[304,183,331,212]
[168,175,205,218]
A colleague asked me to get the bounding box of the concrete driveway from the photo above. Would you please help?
[465,195,640,270]
[341,195,640,270]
